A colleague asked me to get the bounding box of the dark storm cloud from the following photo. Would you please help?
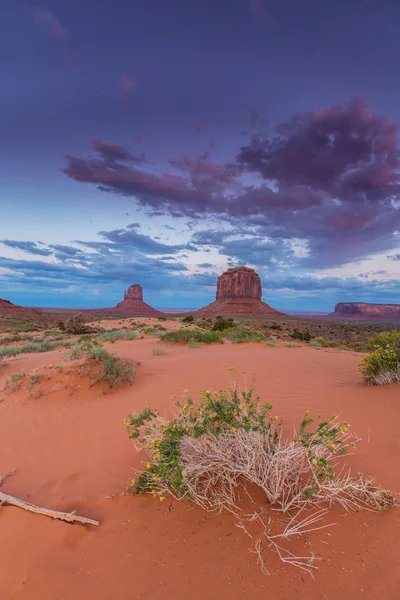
[1,240,53,257]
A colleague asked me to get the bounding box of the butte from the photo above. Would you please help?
[112,284,163,317]
[195,266,285,318]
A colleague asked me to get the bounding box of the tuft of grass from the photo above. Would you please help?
[5,371,26,391]
[265,338,276,346]
[160,328,223,345]
[0,340,71,358]
[223,326,265,344]
[187,340,202,349]
[152,347,168,355]
[99,329,137,343]
[68,339,135,388]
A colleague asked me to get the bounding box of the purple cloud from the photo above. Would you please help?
[61,99,400,268]
[32,8,77,66]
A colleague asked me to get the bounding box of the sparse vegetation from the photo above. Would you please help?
[223,326,265,344]
[160,329,223,345]
[125,382,394,574]
[99,329,137,343]
[5,371,26,391]
[68,339,136,388]
[152,347,168,355]
[309,337,336,348]
[181,314,194,323]
[63,314,100,335]
[212,316,235,332]
[359,331,400,385]
[0,340,71,358]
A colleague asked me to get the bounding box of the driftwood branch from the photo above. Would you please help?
[0,469,99,526]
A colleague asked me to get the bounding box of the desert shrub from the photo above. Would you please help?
[64,314,100,335]
[223,326,265,344]
[187,340,202,349]
[359,332,400,385]
[5,371,26,391]
[152,347,168,355]
[265,338,276,346]
[125,383,393,572]
[366,330,400,352]
[197,318,213,329]
[182,315,194,323]
[160,329,222,345]
[270,324,282,331]
[99,329,137,343]
[309,337,336,348]
[57,320,66,331]
[303,330,312,342]
[157,317,167,321]
[0,340,70,358]
[291,328,304,341]
[212,316,235,332]
[68,338,135,387]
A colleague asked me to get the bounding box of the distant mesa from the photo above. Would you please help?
[112,284,162,317]
[0,298,44,317]
[196,267,285,317]
[329,302,400,320]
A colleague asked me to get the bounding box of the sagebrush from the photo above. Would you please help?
[125,381,394,574]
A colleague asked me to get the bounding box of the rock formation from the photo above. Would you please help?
[112,284,162,316]
[196,267,285,317]
[329,302,400,320]
[0,298,44,317]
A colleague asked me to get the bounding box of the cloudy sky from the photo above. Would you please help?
[1,0,400,311]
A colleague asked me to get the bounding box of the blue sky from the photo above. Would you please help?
[1,0,400,311]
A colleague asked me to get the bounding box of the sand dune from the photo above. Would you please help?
[0,339,399,599]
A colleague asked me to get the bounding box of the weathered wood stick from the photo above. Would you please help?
[0,490,99,525]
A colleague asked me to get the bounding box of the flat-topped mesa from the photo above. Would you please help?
[330,302,400,320]
[196,266,285,318]
[216,267,262,300]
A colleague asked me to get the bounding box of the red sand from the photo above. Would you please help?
[0,339,399,599]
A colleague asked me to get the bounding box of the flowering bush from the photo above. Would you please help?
[360,331,400,385]
[124,383,357,503]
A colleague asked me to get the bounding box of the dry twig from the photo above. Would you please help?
[0,470,99,526]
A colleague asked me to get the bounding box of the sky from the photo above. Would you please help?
[1,0,400,312]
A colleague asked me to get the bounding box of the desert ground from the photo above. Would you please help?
[0,317,399,599]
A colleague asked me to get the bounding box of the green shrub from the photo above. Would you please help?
[5,371,26,391]
[69,339,135,388]
[99,329,137,343]
[309,337,336,348]
[182,315,194,323]
[366,331,400,352]
[0,340,71,358]
[152,347,168,355]
[143,327,162,336]
[223,326,265,344]
[212,317,235,332]
[359,332,400,385]
[125,384,360,503]
[157,317,167,321]
[160,329,223,345]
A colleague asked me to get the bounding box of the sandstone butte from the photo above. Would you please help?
[195,266,285,318]
[111,284,162,317]
[329,302,400,320]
